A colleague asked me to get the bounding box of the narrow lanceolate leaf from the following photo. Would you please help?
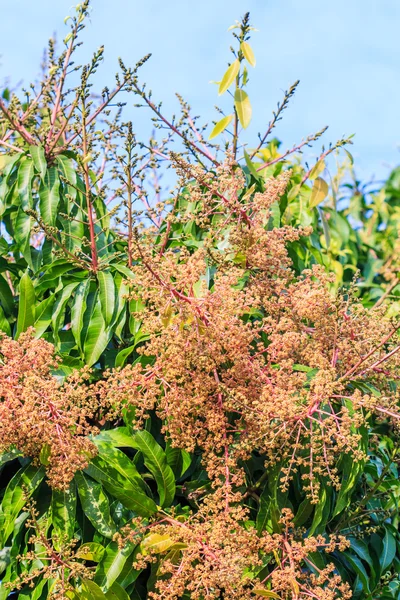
[218,59,240,95]
[0,305,11,336]
[380,528,396,573]
[244,150,261,181]
[39,166,60,225]
[0,273,14,315]
[131,430,176,507]
[94,540,136,591]
[71,279,91,353]
[17,157,34,210]
[94,443,147,492]
[234,89,252,129]
[0,465,45,546]
[85,457,158,517]
[51,282,80,345]
[30,144,47,179]
[75,472,116,538]
[98,270,116,326]
[14,208,32,267]
[209,114,234,140]
[241,41,256,67]
[51,481,76,546]
[34,295,56,337]
[309,177,329,208]
[15,270,35,339]
[83,296,111,367]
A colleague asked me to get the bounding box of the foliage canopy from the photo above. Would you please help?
[1,4,400,600]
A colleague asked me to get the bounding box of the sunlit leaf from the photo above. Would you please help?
[241,41,256,67]
[209,114,234,140]
[218,60,240,95]
[309,177,329,208]
[234,89,252,129]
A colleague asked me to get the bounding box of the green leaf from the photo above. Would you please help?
[241,41,256,67]
[75,472,116,538]
[14,209,32,267]
[83,295,111,367]
[34,295,56,337]
[309,177,329,208]
[98,270,116,326]
[0,465,45,546]
[218,60,240,95]
[293,497,314,527]
[71,279,91,353]
[308,486,327,535]
[94,540,135,591]
[104,582,130,600]
[39,166,60,225]
[51,281,80,345]
[0,273,14,315]
[244,150,261,181]
[30,144,47,179]
[115,344,136,368]
[234,89,252,129]
[15,270,35,339]
[288,183,301,202]
[131,430,176,507]
[94,443,147,492]
[0,448,23,467]
[93,427,135,448]
[76,543,105,563]
[380,528,396,573]
[51,482,76,546]
[209,114,234,140]
[0,305,11,336]
[81,578,108,599]
[255,487,270,535]
[333,455,363,517]
[343,552,370,593]
[85,457,158,517]
[17,157,34,210]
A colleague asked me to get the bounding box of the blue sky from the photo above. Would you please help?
[1,0,400,183]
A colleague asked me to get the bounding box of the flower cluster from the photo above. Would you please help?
[118,504,351,600]
[100,161,400,503]
[0,331,99,488]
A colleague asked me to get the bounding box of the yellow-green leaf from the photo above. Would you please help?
[218,60,240,95]
[241,42,256,67]
[253,590,280,598]
[209,114,234,140]
[76,542,105,562]
[287,183,301,201]
[309,159,326,180]
[309,177,329,208]
[234,89,252,129]
[140,534,175,555]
